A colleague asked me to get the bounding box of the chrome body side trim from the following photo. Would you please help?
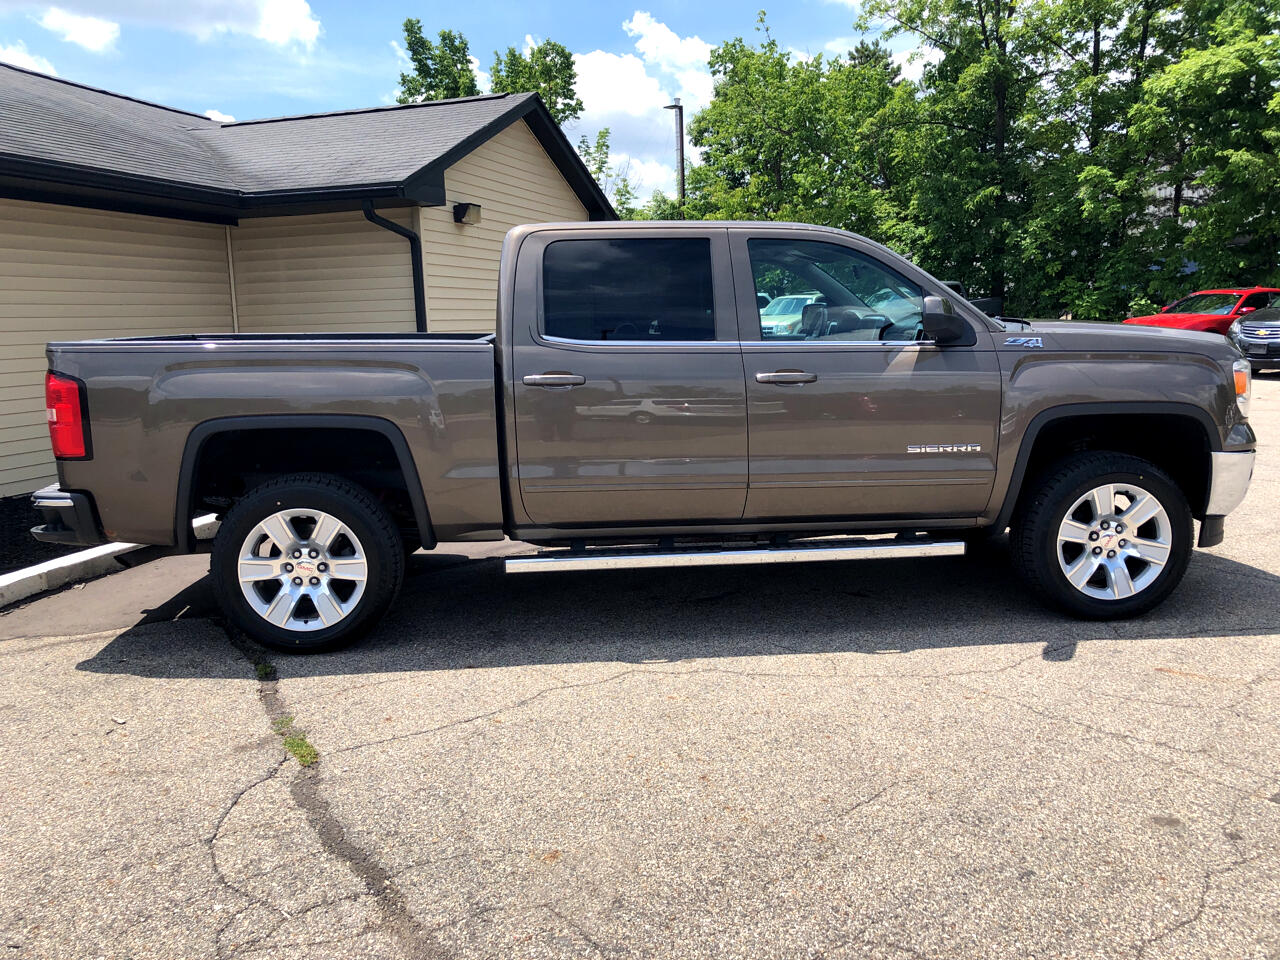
[505,538,965,573]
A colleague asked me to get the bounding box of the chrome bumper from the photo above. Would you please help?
[30,484,105,547]
[1205,451,1255,517]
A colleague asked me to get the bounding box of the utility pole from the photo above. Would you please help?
[664,98,685,218]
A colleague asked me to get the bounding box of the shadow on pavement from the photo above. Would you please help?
[77,540,1280,680]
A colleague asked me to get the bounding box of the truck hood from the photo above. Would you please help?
[1001,319,1239,361]
[1123,312,1226,331]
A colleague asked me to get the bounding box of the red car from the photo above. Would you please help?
[1125,287,1280,334]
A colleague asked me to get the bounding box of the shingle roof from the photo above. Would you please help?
[0,63,614,220]
[192,94,533,192]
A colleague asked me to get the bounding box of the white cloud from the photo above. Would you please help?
[36,7,119,52]
[569,11,714,199]
[0,39,56,73]
[249,0,318,48]
[8,1,321,50]
[203,107,235,122]
[892,44,942,82]
[615,152,676,196]
[469,54,490,93]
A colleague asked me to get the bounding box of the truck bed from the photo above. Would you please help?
[46,332,505,547]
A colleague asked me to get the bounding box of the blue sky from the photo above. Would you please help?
[0,1,927,195]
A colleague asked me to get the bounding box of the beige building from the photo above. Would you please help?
[0,64,613,497]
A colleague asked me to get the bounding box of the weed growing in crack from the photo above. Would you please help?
[282,732,319,767]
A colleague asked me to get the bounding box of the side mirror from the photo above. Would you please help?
[921,295,976,346]
[1238,306,1257,315]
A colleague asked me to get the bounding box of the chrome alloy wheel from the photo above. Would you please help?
[1056,482,1172,601]
[236,509,369,632]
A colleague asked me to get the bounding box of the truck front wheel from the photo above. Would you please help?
[1011,452,1193,619]
[211,474,405,653]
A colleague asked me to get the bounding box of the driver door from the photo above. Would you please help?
[729,227,1002,522]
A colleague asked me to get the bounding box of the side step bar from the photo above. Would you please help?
[504,538,965,574]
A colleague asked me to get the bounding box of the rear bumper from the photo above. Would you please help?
[30,484,106,547]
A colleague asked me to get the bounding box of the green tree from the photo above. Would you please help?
[397,22,479,103]
[685,17,919,246]
[576,128,637,217]
[491,39,584,124]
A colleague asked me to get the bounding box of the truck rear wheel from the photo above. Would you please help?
[211,474,404,653]
[1010,452,1192,619]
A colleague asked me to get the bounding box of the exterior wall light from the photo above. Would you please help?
[453,203,482,225]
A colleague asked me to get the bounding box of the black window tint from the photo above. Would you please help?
[543,238,716,341]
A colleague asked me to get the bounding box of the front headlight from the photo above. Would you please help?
[1233,358,1251,417]
[1228,319,1242,340]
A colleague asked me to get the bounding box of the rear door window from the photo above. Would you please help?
[543,238,716,341]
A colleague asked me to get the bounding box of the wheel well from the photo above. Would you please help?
[1016,414,1212,519]
[188,427,426,548]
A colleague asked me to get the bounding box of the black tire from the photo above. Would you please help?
[1010,452,1193,619]
[211,474,404,653]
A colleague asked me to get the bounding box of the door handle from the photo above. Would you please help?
[755,371,817,384]
[523,373,586,387]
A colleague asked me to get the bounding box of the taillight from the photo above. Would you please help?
[45,372,88,459]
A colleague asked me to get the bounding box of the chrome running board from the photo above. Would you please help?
[504,537,964,574]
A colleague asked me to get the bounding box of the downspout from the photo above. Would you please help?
[362,201,427,332]
[224,225,240,333]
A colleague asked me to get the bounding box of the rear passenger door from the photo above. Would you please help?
[730,228,1001,522]
[510,228,748,527]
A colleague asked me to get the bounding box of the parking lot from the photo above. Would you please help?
[2,377,1278,960]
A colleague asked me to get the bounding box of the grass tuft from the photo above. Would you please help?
[282,732,318,767]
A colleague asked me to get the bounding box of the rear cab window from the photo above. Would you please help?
[543,238,716,342]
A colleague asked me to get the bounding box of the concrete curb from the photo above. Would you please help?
[0,515,218,609]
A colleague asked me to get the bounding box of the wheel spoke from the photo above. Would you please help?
[263,588,298,627]
[310,513,342,550]
[260,513,297,552]
[1128,537,1170,566]
[1087,484,1115,521]
[312,588,343,626]
[1108,560,1137,599]
[1065,552,1098,589]
[1058,519,1092,544]
[238,558,278,582]
[328,557,367,581]
[1121,492,1162,529]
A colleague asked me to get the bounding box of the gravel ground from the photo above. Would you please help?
[1,375,1277,960]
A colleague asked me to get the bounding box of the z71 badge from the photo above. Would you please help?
[1005,336,1044,348]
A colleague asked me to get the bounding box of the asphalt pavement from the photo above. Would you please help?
[2,377,1278,960]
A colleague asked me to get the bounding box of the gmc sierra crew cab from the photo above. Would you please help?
[32,222,1257,651]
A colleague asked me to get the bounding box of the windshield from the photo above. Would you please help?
[1170,293,1240,315]
[761,295,813,316]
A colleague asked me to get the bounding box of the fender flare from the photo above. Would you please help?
[174,414,435,552]
[990,401,1221,531]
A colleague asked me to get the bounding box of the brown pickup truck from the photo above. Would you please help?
[32,221,1257,651]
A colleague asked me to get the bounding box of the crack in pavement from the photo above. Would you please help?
[213,620,450,960]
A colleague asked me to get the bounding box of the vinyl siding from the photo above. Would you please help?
[231,210,416,333]
[420,118,589,332]
[0,198,232,497]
